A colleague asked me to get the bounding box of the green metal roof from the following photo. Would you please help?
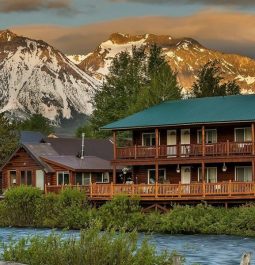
[102,95,255,130]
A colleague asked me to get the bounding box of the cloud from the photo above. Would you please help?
[111,0,255,6]
[11,10,255,58]
[0,0,72,13]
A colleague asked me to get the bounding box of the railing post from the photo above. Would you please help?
[155,128,159,158]
[202,181,206,198]
[178,182,181,197]
[110,182,114,198]
[228,180,232,196]
[135,144,137,159]
[155,182,158,198]
[90,183,93,198]
[227,140,230,156]
[132,183,135,196]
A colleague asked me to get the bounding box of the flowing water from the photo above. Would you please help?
[0,228,254,265]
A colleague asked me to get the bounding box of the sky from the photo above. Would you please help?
[1,0,255,58]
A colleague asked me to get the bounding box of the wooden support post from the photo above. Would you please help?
[155,181,158,198]
[227,140,230,156]
[252,123,255,155]
[90,183,93,198]
[155,128,159,158]
[155,162,159,183]
[202,126,205,156]
[202,161,205,197]
[110,182,114,198]
[228,180,232,196]
[113,131,117,160]
[44,184,47,194]
[178,181,181,198]
[113,165,117,184]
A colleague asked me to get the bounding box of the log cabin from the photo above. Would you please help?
[99,94,255,206]
[0,138,114,193]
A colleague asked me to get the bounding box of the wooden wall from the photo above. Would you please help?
[1,147,43,189]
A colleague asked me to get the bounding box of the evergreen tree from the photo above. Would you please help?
[89,44,182,138]
[191,60,241,98]
[0,114,19,166]
[19,114,54,135]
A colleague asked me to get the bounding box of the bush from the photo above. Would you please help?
[1,226,183,265]
[98,195,143,230]
[4,186,42,226]
[59,188,86,208]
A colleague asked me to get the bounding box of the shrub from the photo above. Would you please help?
[2,226,183,265]
[4,186,42,226]
[98,195,143,230]
[59,188,86,208]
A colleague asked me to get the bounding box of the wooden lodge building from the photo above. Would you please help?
[2,95,255,207]
[0,138,114,193]
[100,94,255,206]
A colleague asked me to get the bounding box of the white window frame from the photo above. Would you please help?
[198,167,217,183]
[142,132,156,146]
[75,172,91,185]
[234,127,252,142]
[95,172,110,184]
[235,166,252,182]
[57,171,70,185]
[147,168,166,184]
[197,129,217,144]
[9,170,17,185]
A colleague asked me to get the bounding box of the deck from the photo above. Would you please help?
[116,141,254,160]
[45,181,255,202]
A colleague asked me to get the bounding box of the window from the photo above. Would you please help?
[75,173,91,185]
[235,167,252,182]
[235,128,252,142]
[57,172,70,185]
[198,167,217,183]
[9,170,17,185]
[142,133,156,146]
[93,172,110,183]
[148,169,166,184]
[21,170,32,185]
[197,129,217,144]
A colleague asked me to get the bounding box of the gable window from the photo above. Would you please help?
[142,133,156,146]
[75,172,91,185]
[21,170,32,185]
[198,167,217,183]
[148,169,166,184]
[93,172,110,183]
[235,167,252,182]
[235,128,252,142]
[57,172,70,185]
[197,129,217,144]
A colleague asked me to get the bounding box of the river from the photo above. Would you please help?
[0,228,254,265]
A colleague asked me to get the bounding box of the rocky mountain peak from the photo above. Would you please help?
[0,29,17,42]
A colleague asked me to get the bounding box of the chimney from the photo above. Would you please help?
[81,133,85,159]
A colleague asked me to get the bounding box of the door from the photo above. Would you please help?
[167,130,177,156]
[36,170,44,190]
[181,166,191,194]
[181,129,190,156]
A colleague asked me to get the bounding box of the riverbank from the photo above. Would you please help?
[0,186,255,237]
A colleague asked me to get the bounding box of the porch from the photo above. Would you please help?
[45,181,255,201]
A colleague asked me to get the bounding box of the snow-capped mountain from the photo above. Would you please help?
[0,30,99,122]
[66,54,89,64]
[78,33,255,92]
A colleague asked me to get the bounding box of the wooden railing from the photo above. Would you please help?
[116,142,253,159]
[45,181,255,200]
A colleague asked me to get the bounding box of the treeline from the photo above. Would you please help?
[77,45,241,138]
[1,186,255,237]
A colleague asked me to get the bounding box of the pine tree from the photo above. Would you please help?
[0,114,19,166]
[191,60,241,98]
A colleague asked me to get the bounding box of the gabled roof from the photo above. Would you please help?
[41,155,112,171]
[0,143,58,173]
[102,95,255,130]
[20,131,45,144]
[45,138,113,160]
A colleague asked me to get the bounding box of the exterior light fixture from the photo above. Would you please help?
[222,162,227,172]
[176,164,180,173]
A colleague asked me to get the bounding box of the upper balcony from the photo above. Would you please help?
[115,141,254,160]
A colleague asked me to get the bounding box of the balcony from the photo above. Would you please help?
[115,142,254,160]
[45,181,255,201]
